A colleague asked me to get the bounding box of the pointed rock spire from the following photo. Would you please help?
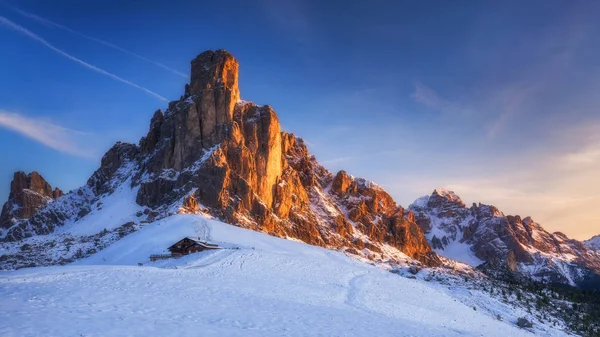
[188,49,239,99]
[188,49,240,148]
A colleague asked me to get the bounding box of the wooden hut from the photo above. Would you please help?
[167,237,220,255]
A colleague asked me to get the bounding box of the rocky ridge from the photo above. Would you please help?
[0,171,63,232]
[410,188,600,288]
[0,50,439,267]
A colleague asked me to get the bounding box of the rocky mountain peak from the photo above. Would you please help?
[10,171,53,199]
[430,188,465,208]
[1,171,63,229]
[184,49,240,150]
[131,50,439,266]
[188,49,239,100]
[138,50,246,174]
[0,49,440,268]
[410,189,600,287]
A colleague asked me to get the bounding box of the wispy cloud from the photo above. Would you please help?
[412,81,539,139]
[411,83,471,118]
[0,16,168,102]
[0,110,94,158]
[2,3,187,78]
[484,86,535,139]
[413,8,591,140]
[382,119,600,240]
[562,144,600,168]
[556,123,600,170]
[411,83,448,109]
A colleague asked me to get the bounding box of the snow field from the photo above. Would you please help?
[0,214,563,336]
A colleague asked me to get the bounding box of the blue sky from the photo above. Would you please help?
[1,0,599,239]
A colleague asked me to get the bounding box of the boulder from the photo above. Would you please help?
[517,317,533,329]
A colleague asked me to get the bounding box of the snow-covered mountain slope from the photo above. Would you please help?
[584,235,600,251]
[0,157,150,269]
[0,214,568,336]
[410,189,600,289]
[409,190,484,267]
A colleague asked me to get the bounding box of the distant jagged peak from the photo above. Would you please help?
[425,188,466,209]
[410,184,600,287]
[408,188,467,212]
[585,234,600,251]
[10,171,53,199]
[1,170,64,229]
[432,188,462,202]
[409,195,430,211]
[7,170,63,201]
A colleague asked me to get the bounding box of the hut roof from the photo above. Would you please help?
[168,237,219,250]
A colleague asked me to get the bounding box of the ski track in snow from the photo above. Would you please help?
[345,272,370,313]
[0,214,564,336]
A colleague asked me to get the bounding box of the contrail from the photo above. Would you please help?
[2,2,188,78]
[0,16,168,102]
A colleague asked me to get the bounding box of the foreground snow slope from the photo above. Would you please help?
[1,215,564,336]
